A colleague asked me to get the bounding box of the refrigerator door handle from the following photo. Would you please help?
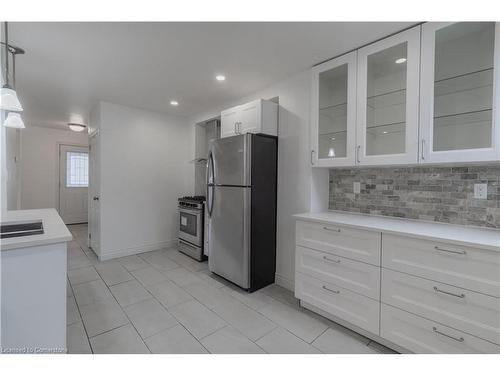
[207,185,214,217]
[207,152,215,217]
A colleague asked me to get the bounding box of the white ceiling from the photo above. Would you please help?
[10,22,415,128]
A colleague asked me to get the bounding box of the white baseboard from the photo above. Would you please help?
[99,239,178,261]
[275,273,294,291]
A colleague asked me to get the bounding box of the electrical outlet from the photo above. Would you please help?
[474,183,488,199]
[353,182,361,194]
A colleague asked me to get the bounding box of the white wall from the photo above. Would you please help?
[19,126,89,210]
[97,102,192,260]
[189,70,328,290]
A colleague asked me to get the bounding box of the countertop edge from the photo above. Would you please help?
[1,208,73,251]
[294,211,500,252]
[1,234,74,251]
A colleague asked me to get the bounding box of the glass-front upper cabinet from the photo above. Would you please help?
[310,51,357,167]
[356,26,421,165]
[420,22,499,163]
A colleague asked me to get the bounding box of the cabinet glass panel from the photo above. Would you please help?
[318,64,348,159]
[366,43,407,156]
[433,22,495,151]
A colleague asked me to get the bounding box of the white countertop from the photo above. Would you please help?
[1,209,73,251]
[295,211,500,252]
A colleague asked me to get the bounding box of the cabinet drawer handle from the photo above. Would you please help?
[434,246,467,255]
[356,145,361,163]
[432,327,464,343]
[323,226,341,233]
[310,150,315,165]
[323,256,341,263]
[322,285,340,294]
[433,286,465,299]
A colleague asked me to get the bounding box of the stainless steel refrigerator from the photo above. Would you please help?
[206,133,277,292]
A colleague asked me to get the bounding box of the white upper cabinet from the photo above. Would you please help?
[355,26,421,166]
[310,51,357,167]
[220,99,278,138]
[420,22,500,163]
[220,106,239,138]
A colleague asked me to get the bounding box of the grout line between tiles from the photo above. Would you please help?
[67,273,93,354]
[69,225,389,354]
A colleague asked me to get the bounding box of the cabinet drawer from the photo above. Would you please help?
[382,233,500,298]
[296,221,381,266]
[382,269,500,345]
[381,304,500,353]
[295,272,380,335]
[296,246,380,300]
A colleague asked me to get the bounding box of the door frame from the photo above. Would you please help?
[57,142,89,223]
[87,129,100,253]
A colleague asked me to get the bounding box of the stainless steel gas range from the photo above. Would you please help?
[178,196,206,261]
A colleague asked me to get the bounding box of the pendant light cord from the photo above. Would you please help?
[3,21,10,88]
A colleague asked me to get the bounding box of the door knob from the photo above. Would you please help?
[93,196,99,201]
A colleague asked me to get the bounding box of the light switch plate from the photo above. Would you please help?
[353,182,361,194]
[474,183,488,199]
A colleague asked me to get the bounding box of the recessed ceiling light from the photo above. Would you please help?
[382,131,388,134]
[395,58,407,64]
[330,137,336,140]
[215,75,226,81]
[170,100,179,106]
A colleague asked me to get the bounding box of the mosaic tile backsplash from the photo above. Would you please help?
[329,166,500,228]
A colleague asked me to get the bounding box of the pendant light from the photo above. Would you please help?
[3,112,24,128]
[1,22,25,128]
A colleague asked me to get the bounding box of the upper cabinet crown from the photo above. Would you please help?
[311,22,500,167]
[220,99,278,138]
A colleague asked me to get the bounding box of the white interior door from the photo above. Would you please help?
[88,132,101,255]
[59,145,89,224]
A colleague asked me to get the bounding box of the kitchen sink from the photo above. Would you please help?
[1,220,44,239]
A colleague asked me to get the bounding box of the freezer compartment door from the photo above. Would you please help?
[211,134,251,186]
[208,186,251,289]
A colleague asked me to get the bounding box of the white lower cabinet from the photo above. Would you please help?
[380,304,500,354]
[295,217,500,353]
[296,220,381,266]
[295,272,380,335]
[382,268,500,346]
[382,233,500,298]
[296,245,380,300]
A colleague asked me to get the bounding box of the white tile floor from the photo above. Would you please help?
[66,224,397,354]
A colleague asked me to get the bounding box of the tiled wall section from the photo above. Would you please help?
[329,165,500,228]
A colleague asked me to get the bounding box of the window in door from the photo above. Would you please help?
[66,151,89,187]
